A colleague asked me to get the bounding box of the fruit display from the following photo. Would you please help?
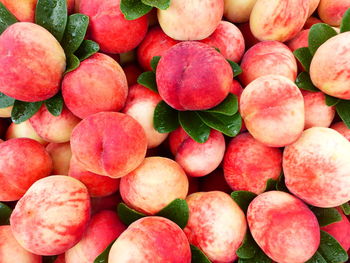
[0,0,350,263]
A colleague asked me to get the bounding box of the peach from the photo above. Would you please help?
[199,169,232,193]
[247,191,320,263]
[283,127,350,207]
[239,41,297,86]
[224,0,258,23]
[223,133,282,194]
[286,29,310,52]
[184,191,247,263]
[6,120,47,145]
[0,225,41,263]
[65,211,126,263]
[70,112,147,178]
[62,53,128,119]
[304,16,322,28]
[29,105,80,143]
[310,32,350,100]
[122,63,142,86]
[123,84,168,149]
[120,157,188,215]
[156,41,232,111]
[318,0,350,26]
[321,209,350,251]
[331,122,350,141]
[69,156,120,197]
[79,0,148,53]
[137,26,179,71]
[109,216,191,263]
[200,21,245,63]
[230,79,243,97]
[0,22,65,102]
[308,0,320,17]
[0,138,52,201]
[169,128,225,177]
[158,0,223,41]
[237,23,260,49]
[46,142,72,175]
[302,91,335,129]
[0,0,74,22]
[10,176,90,255]
[0,105,12,118]
[240,75,305,147]
[250,0,309,42]
[91,194,121,215]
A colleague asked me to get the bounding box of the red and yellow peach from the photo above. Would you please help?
[331,122,350,141]
[6,120,47,145]
[0,106,12,118]
[224,0,258,23]
[46,142,72,175]
[318,0,350,26]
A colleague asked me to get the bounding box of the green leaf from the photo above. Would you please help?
[0,2,18,34]
[11,101,42,124]
[156,199,189,229]
[318,230,348,263]
[231,191,257,214]
[197,112,242,137]
[227,59,242,77]
[238,249,272,263]
[325,95,340,107]
[137,71,158,92]
[150,56,161,72]
[276,173,289,193]
[336,100,350,129]
[236,232,258,259]
[35,0,68,42]
[0,92,15,108]
[42,256,58,263]
[75,40,100,61]
[120,0,153,20]
[153,101,179,133]
[308,24,338,56]
[295,72,318,92]
[141,0,170,9]
[309,207,342,227]
[305,252,327,263]
[0,202,12,225]
[94,239,116,263]
[65,55,80,74]
[341,202,350,216]
[61,14,89,54]
[179,111,210,143]
[293,47,313,72]
[264,178,277,192]
[204,94,238,116]
[340,8,350,33]
[190,245,211,263]
[117,203,146,226]
[45,93,63,117]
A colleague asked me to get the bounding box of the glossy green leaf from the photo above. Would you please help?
[305,252,327,263]
[11,101,42,124]
[153,101,179,133]
[295,72,318,92]
[341,202,350,216]
[231,191,257,214]
[198,112,242,137]
[45,93,63,116]
[35,0,67,41]
[236,231,258,259]
[120,0,153,20]
[117,203,146,226]
[42,256,58,263]
[0,202,12,225]
[137,71,158,92]
[141,0,170,10]
[227,59,242,77]
[325,95,340,107]
[309,207,342,227]
[204,94,238,116]
[190,245,211,263]
[0,2,18,34]
[293,47,313,72]
[264,178,277,192]
[336,100,350,129]
[0,92,15,108]
[61,14,89,54]
[179,111,210,143]
[75,40,100,61]
[318,230,348,263]
[156,199,189,229]
[340,8,350,33]
[238,249,272,263]
[308,23,338,56]
[150,56,161,72]
[94,239,116,263]
[65,55,80,74]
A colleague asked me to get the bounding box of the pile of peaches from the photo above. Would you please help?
[1,0,350,262]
